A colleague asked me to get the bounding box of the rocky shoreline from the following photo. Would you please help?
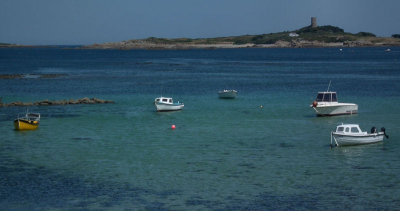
[3,38,399,50]
[0,97,114,107]
[83,41,400,50]
[83,37,400,50]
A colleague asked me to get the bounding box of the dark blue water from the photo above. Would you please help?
[1,47,400,209]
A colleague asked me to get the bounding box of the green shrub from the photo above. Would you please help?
[356,32,376,37]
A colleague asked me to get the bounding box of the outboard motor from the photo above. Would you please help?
[371,127,377,134]
[381,127,389,139]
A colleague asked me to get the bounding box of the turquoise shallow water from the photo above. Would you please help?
[1,47,400,209]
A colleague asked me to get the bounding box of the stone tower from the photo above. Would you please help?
[311,17,317,28]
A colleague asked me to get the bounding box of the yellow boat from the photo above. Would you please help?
[14,112,40,130]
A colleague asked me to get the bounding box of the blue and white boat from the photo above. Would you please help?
[154,97,184,112]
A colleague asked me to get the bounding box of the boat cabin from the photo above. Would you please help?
[335,124,365,135]
[18,112,40,121]
[155,97,173,104]
[315,92,337,102]
[26,113,40,121]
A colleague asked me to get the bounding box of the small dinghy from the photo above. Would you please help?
[331,124,389,147]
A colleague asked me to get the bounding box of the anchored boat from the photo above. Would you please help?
[310,91,358,116]
[154,96,184,112]
[14,112,40,130]
[331,124,388,147]
[310,82,357,116]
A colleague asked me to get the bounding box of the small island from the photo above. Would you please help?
[0,97,114,107]
[84,18,400,50]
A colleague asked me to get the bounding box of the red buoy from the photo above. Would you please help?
[312,101,318,107]
[171,125,176,130]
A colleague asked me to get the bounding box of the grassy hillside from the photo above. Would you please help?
[84,24,400,49]
[132,25,379,45]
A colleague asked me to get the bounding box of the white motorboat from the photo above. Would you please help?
[218,90,237,99]
[154,96,184,112]
[310,91,358,116]
[331,124,388,147]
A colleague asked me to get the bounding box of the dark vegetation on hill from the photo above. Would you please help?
[131,25,380,45]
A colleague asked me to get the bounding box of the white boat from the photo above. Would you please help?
[218,90,237,99]
[310,91,358,116]
[154,96,184,112]
[331,124,388,147]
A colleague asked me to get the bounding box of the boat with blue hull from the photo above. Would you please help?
[154,97,184,112]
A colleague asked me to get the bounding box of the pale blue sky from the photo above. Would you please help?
[1,0,399,45]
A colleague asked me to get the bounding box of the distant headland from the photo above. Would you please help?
[83,18,400,49]
[2,18,400,49]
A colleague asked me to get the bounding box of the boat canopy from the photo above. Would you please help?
[315,92,337,102]
[155,97,173,104]
[336,124,362,134]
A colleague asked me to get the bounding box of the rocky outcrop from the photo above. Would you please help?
[0,97,114,107]
[0,74,67,79]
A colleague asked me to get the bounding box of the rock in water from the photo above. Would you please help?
[0,97,115,107]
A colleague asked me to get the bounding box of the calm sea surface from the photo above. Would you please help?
[1,47,399,210]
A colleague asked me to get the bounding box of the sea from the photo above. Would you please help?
[0,47,399,210]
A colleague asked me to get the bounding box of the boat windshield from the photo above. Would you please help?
[337,127,344,132]
[331,93,337,102]
[316,92,337,102]
[351,127,360,133]
[323,94,330,102]
[316,93,324,102]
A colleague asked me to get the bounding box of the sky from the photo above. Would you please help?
[1,0,400,45]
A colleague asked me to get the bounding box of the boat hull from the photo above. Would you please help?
[14,119,39,130]
[218,91,237,99]
[332,132,384,146]
[155,103,184,112]
[312,103,358,116]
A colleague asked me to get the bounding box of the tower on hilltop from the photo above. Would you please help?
[311,17,317,28]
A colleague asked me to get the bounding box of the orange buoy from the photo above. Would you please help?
[312,101,318,107]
